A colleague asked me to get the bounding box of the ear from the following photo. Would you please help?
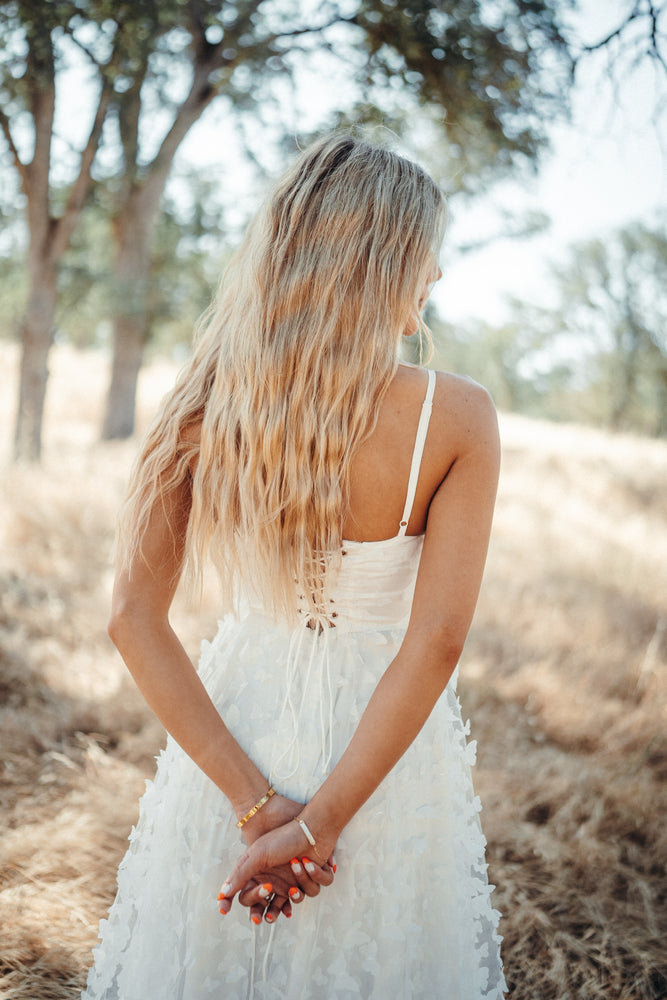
[402,310,420,338]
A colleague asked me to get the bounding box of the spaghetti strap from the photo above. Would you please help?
[397,368,436,536]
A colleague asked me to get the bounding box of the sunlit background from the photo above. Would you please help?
[1,3,666,999]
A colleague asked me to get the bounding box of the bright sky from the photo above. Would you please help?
[434,1,667,325]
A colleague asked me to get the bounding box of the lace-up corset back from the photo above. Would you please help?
[295,369,436,631]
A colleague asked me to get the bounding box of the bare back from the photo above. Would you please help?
[343,363,485,542]
[183,362,495,553]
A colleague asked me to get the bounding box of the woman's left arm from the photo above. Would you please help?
[221,381,500,895]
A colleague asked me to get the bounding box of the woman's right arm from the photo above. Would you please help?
[109,473,272,815]
[109,466,332,915]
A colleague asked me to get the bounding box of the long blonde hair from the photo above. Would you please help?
[119,134,446,621]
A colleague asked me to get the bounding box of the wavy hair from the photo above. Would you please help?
[118,134,446,622]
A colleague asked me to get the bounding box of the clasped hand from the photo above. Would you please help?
[218,794,337,924]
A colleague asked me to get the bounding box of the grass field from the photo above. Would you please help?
[1,343,666,999]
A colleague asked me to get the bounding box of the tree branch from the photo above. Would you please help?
[135,6,354,214]
[50,78,113,261]
[582,5,642,53]
[136,52,223,219]
[60,22,104,68]
[580,0,667,69]
[187,0,210,61]
[648,0,667,72]
[264,14,357,51]
[0,108,28,186]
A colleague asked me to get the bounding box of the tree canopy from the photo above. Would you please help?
[8,2,667,451]
[0,0,579,455]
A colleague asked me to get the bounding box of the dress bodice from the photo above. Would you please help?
[295,534,424,632]
[295,367,435,631]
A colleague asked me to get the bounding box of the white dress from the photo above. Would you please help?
[83,370,506,1000]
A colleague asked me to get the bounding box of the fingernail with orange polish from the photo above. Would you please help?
[288,887,301,900]
[251,915,261,925]
[259,883,273,898]
[290,858,303,874]
[303,857,316,873]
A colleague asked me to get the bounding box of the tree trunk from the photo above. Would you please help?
[13,262,57,461]
[652,365,667,437]
[101,201,152,440]
[7,62,110,461]
[101,312,146,439]
[100,44,222,441]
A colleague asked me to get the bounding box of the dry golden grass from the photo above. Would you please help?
[1,343,665,999]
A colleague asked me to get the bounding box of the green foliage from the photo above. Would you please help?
[144,175,232,354]
[0,1,110,163]
[0,254,27,340]
[439,222,667,436]
[549,223,667,435]
[0,0,576,352]
[432,313,543,413]
[347,0,573,184]
[0,165,226,353]
[262,0,573,192]
[0,168,26,340]
[39,168,230,352]
[0,0,573,194]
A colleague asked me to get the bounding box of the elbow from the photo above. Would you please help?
[107,600,145,652]
[405,621,466,675]
[432,632,465,671]
[107,606,131,650]
[418,622,466,674]
[107,597,168,654]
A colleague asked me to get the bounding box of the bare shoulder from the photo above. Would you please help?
[432,370,499,458]
[397,361,496,428]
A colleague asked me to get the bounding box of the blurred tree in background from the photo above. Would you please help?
[94,0,575,440]
[1,1,666,455]
[4,170,225,353]
[435,221,667,436]
[0,0,113,459]
[549,223,667,435]
[1,0,573,456]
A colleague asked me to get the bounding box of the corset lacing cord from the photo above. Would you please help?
[318,620,334,777]
[270,615,334,784]
[250,616,332,997]
[247,930,256,1000]
[247,919,277,1000]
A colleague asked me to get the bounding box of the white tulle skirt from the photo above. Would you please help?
[82,613,506,999]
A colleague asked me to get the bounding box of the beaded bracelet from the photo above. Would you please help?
[236,787,275,828]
